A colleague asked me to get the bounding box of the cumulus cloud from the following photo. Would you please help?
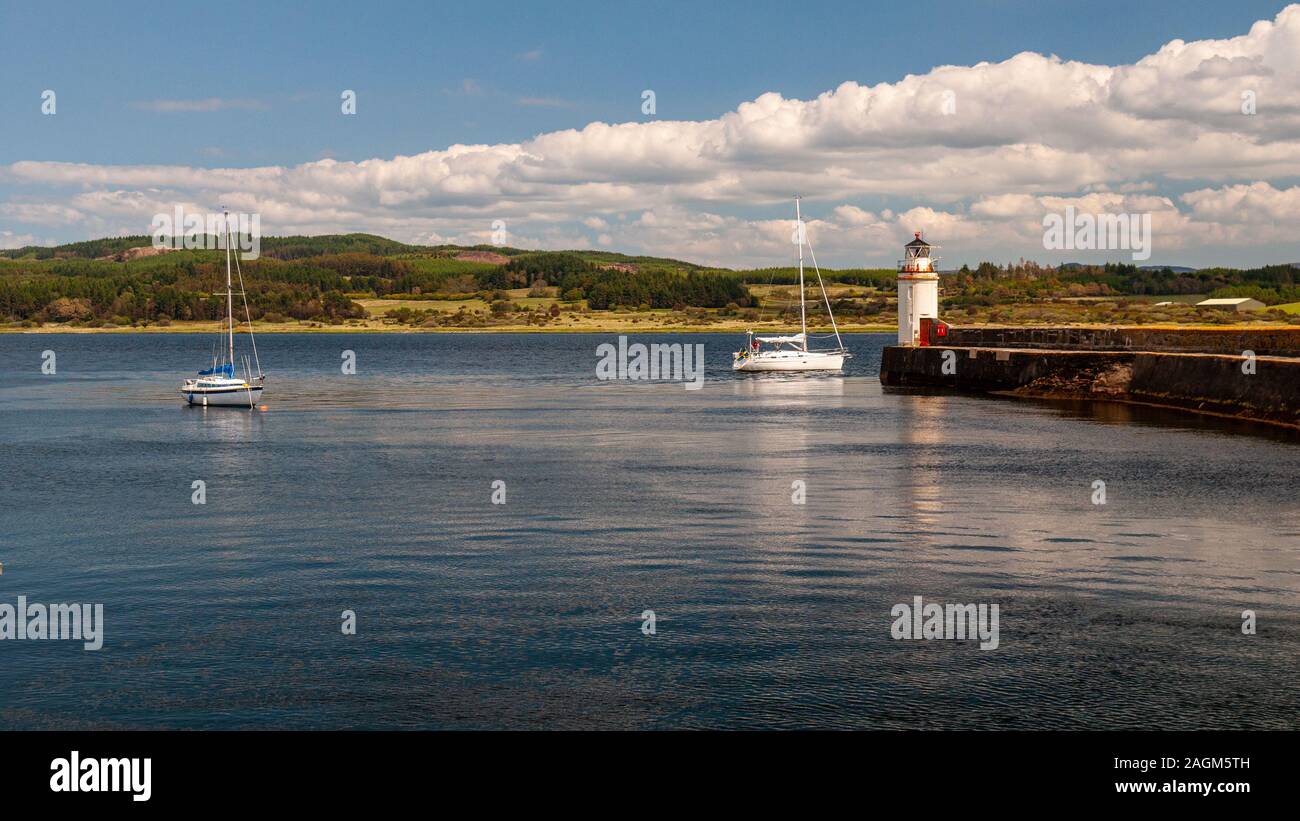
[0,230,44,249]
[7,5,1300,266]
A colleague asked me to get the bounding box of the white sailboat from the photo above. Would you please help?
[180,208,265,408]
[733,197,851,372]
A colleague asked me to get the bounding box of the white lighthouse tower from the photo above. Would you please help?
[897,232,940,346]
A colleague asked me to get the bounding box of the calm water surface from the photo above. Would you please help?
[0,332,1297,729]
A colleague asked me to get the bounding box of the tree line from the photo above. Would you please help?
[0,247,756,324]
[483,253,754,309]
[945,260,1300,306]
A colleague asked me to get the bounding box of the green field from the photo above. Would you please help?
[4,233,1300,332]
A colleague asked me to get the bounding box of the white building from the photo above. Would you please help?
[1195,297,1266,312]
[897,233,940,345]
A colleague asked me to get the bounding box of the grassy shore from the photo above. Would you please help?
[5,285,1296,334]
[0,318,897,334]
[8,317,1296,334]
[8,236,1299,336]
[3,285,895,333]
[5,313,1292,334]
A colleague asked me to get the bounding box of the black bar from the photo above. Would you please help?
[4,730,1283,807]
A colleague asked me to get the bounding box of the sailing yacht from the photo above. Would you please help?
[733,197,851,372]
[179,209,266,407]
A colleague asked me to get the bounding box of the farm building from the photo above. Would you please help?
[1195,297,1266,312]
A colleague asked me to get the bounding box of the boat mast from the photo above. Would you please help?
[228,224,263,379]
[795,196,807,352]
[223,207,234,371]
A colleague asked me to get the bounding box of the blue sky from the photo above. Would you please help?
[3,1,1299,267]
[2,0,1284,166]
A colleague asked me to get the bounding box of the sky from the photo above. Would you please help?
[2,0,1299,269]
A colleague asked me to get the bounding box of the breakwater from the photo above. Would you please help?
[880,326,1300,429]
[941,325,1300,356]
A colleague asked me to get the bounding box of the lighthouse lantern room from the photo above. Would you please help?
[897,232,940,346]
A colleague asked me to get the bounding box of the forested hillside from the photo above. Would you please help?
[945,260,1300,306]
[0,236,755,326]
[3,232,1298,327]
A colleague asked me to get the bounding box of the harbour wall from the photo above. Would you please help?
[941,326,1300,357]
[880,340,1300,429]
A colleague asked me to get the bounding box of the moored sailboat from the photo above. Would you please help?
[733,197,850,372]
[180,209,265,408]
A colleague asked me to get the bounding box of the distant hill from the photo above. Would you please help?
[0,235,769,327]
[0,233,712,271]
[5,232,1300,328]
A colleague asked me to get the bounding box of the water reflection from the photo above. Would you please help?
[729,372,845,399]
[0,332,1296,730]
[899,396,946,533]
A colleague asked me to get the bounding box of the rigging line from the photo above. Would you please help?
[757,199,803,328]
[230,230,262,377]
[752,255,786,326]
[804,234,845,351]
[223,211,235,370]
[753,203,807,330]
[796,197,806,348]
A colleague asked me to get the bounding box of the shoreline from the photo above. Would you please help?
[3,321,1293,335]
[0,323,899,335]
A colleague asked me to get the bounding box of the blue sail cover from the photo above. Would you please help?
[199,363,234,377]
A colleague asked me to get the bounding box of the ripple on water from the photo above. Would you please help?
[0,332,1297,729]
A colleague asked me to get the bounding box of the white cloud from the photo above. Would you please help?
[7,5,1300,266]
[0,230,42,249]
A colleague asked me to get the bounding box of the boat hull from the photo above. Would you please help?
[733,351,846,372]
[182,386,264,408]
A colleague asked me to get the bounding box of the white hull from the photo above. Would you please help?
[182,385,263,407]
[736,198,849,375]
[179,209,266,410]
[733,350,845,371]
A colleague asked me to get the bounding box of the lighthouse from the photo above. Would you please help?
[897,232,940,346]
